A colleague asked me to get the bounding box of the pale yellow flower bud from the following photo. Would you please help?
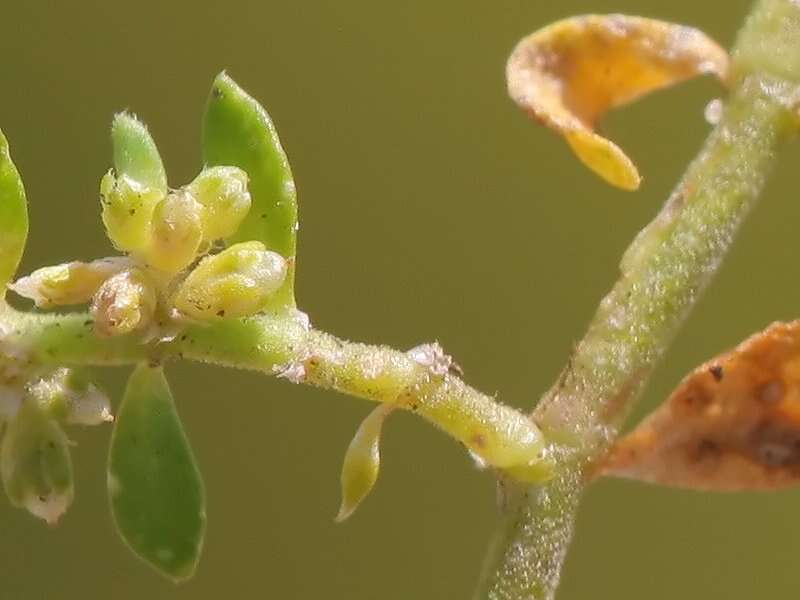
[187,166,251,242]
[1,398,74,524]
[91,269,157,337]
[138,190,204,273]
[8,257,128,309]
[100,170,163,253]
[172,241,286,320]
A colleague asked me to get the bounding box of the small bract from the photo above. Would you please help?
[336,404,393,522]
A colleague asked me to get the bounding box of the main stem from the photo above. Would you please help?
[474,1,800,598]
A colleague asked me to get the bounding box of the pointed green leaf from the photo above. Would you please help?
[336,404,393,522]
[203,72,297,309]
[111,113,167,194]
[0,129,29,295]
[108,364,205,582]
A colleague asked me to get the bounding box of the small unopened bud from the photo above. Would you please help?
[336,404,393,522]
[29,368,113,426]
[91,269,157,337]
[9,257,128,309]
[172,241,286,320]
[139,190,204,273]
[1,398,74,524]
[100,170,163,253]
[187,166,251,241]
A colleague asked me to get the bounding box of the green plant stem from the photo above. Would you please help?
[474,1,800,598]
[0,305,544,473]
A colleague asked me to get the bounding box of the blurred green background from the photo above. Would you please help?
[2,0,799,598]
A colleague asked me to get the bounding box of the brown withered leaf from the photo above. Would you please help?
[598,321,800,490]
[507,15,729,190]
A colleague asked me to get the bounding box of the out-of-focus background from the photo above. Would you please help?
[2,0,798,598]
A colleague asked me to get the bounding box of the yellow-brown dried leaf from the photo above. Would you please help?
[507,15,729,190]
[598,321,800,490]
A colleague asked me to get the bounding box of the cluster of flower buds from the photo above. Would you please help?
[9,113,289,338]
[0,362,112,524]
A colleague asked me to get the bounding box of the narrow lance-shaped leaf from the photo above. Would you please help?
[597,320,800,490]
[507,15,729,190]
[0,129,29,296]
[108,364,206,582]
[336,404,394,522]
[203,72,297,310]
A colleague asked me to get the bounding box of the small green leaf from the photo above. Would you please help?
[111,113,167,194]
[203,72,297,309]
[336,404,393,522]
[108,364,205,582]
[0,129,29,295]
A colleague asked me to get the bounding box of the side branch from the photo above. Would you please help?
[2,306,545,475]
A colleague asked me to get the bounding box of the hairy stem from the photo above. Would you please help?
[0,305,544,474]
[475,1,800,598]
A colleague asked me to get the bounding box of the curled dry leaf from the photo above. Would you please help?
[598,321,800,490]
[507,14,729,190]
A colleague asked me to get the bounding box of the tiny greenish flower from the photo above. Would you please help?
[139,190,204,273]
[172,241,286,321]
[1,396,74,524]
[9,257,129,308]
[100,170,163,253]
[187,166,251,242]
[91,268,157,337]
[29,368,113,426]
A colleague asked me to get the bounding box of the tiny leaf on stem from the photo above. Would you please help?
[203,72,297,310]
[336,404,393,522]
[108,364,205,582]
[0,129,29,296]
